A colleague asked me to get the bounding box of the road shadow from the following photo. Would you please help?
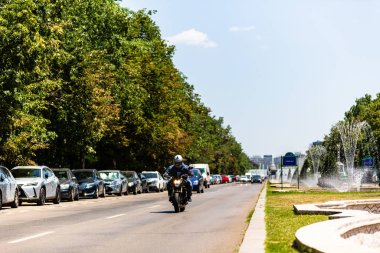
[150,210,176,214]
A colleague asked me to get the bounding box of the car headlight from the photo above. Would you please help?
[85,183,95,189]
[25,182,38,186]
[60,184,70,190]
[128,182,134,187]
[193,180,198,185]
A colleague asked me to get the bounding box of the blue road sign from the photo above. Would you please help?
[362,156,374,167]
[282,152,297,167]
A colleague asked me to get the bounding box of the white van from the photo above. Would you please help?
[190,164,210,188]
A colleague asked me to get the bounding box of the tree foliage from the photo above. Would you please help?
[0,0,252,174]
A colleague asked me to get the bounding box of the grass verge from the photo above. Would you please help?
[265,183,380,253]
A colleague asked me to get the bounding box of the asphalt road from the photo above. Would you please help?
[0,182,263,253]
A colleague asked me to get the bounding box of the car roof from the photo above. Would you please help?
[99,170,120,172]
[12,166,48,170]
[72,169,96,172]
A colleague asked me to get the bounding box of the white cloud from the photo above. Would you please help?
[166,29,217,48]
[229,25,256,32]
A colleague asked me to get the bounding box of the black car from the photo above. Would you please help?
[121,171,142,195]
[138,173,149,193]
[72,169,106,198]
[52,168,79,201]
[251,175,263,183]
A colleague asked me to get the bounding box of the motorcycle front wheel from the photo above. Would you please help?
[173,192,180,213]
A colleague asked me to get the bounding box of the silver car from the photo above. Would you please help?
[0,166,19,209]
[12,166,61,206]
[98,170,128,196]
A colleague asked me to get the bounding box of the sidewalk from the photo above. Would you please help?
[239,183,266,253]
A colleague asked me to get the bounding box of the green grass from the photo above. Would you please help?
[265,184,380,253]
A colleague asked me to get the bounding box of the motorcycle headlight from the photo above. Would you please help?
[60,184,70,190]
[128,182,134,187]
[173,179,181,187]
[85,183,95,189]
[193,180,198,185]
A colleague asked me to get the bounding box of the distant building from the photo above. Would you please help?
[263,155,273,171]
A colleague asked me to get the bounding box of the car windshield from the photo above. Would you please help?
[73,171,94,180]
[55,171,69,180]
[123,172,134,180]
[12,168,41,178]
[142,172,158,179]
[191,170,201,177]
[253,175,261,179]
[198,168,205,174]
[99,172,119,180]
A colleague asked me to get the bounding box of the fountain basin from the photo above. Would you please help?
[294,199,380,252]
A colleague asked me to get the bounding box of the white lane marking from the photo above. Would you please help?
[9,231,55,244]
[106,213,126,219]
[148,205,160,209]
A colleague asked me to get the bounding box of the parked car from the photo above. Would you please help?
[240,175,250,183]
[221,175,230,184]
[228,175,234,183]
[52,168,79,201]
[72,169,106,199]
[142,171,165,192]
[189,168,204,193]
[0,166,19,209]
[99,170,128,196]
[12,166,60,206]
[212,174,222,184]
[138,173,149,193]
[121,171,142,195]
[190,164,211,188]
[251,174,263,183]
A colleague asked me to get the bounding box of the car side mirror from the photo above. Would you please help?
[44,173,49,179]
[0,174,4,181]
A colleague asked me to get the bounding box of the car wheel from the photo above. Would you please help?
[68,188,75,202]
[100,186,106,198]
[53,187,60,204]
[37,188,46,206]
[117,185,123,196]
[93,187,99,199]
[11,189,19,208]
[74,189,80,201]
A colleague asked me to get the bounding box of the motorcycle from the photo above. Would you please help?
[167,173,189,213]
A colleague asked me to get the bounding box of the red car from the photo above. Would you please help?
[221,175,230,184]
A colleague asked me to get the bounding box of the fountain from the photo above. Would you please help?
[336,121,368,191]
[308,144,326,186]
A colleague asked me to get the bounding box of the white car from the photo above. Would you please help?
[0,166,19,209]
[240,175,250,183]
[12,166,61,206]
[142,171,165,192]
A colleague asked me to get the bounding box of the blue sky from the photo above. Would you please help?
[121,0,380,157]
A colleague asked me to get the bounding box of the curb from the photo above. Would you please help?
[239,183,266,253]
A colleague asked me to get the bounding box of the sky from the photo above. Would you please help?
[120,0,380,158]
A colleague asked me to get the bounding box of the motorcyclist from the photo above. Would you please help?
[164,154,193,202]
